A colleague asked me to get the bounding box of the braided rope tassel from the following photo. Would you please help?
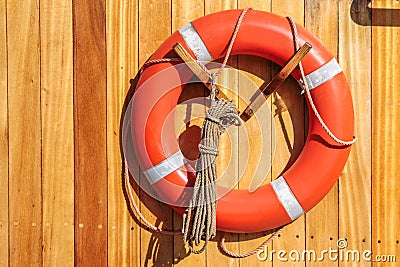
[182,77,241,253]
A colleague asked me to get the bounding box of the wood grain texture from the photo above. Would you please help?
[236,56,274,266]
[41,0,74,266]
[236,1,273,266]
[270,2,306,267]
[204,1,240,266]
[304,1,340,266]
[0,0,8,266]
[106,0,140,266]
[138,1,174,266]
[372,0,400,266]
[73,0,108,265]
[338,1,372,266]
[3,1,400,266]
[7,0,42,265]
[171,1,207,265]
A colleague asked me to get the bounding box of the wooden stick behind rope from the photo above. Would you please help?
[240,42,312,121]
[173,42,312,121]
[173,43,235,106]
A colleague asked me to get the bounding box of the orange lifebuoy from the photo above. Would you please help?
[130,9,354,233]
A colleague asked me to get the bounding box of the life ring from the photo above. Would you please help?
[130,9,354,233]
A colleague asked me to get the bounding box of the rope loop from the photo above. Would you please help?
[286,16,357,146]
[219,227,283,258]
[198,143,219,156]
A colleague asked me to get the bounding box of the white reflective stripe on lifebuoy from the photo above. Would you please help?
[271,176,304,221]
[178,22,212,62]
[299,58,342,91]
[143,150,186,185]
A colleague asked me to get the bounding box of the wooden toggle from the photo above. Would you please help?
[173,42,312,121]
[173,43,234,104]
[240,42,312,121]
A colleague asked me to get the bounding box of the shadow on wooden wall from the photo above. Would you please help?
[351,0,400,26]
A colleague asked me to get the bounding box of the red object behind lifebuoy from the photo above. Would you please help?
[130,9,354,233]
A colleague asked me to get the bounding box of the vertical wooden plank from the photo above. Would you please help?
[304,1,339,266]
[40,0,74,266]
[238,0,268,10]
[372,0,400,265]
[270,2,306,267]
[0,0,8,266]
[106,0,140,266]
[138,1,174,266]
[138,0,171,66]
[171,0,206,265]
[236,2,273,266]
[7,0,42,266]
[73,0,108,265]
[338,1,371,266]
[205,0,237,12]
[204,1,239,266]
[172,0,204,30]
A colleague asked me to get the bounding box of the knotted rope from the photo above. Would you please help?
[178,7,252,253]
[182,73,241,254]
[125,7,252,254]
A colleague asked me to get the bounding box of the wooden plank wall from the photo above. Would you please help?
[0,0,399,266]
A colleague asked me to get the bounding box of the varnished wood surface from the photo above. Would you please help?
[0,0,8,266]
[339,1,372,267]
[0,0,399,266]
[372,1,400,267]
[73,0,108,265]
[41,0,74,266]
[7,1,42,265]
[106,0,140,266]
